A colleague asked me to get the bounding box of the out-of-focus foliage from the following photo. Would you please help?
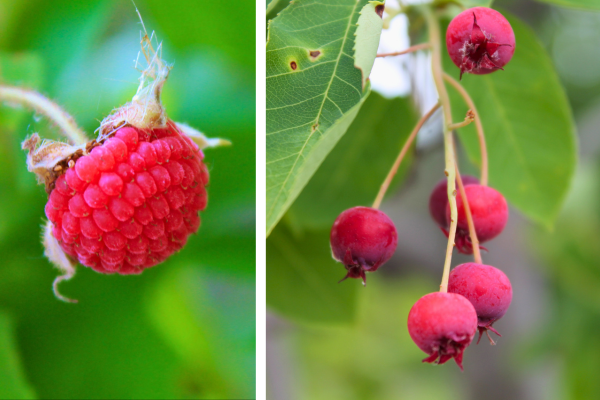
[532,161,600,399]
[0,0,255,399]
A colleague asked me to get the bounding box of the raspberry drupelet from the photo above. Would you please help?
[45,122,208,275]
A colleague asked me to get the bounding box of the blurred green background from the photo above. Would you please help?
[267,0,600,399]
[0,0,255,399]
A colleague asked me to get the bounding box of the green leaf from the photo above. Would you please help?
[267,223,359,324]
[0,311,37,400]
[287,93,419,230]
[443,13,577,229]
[533,0,600,11]
[266,0,373,236]
[354,1,385,89]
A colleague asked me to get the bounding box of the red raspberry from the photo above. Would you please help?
[444,185,508,254]
[446,7,515,79]
[330,206,397,284]
[429,175,479,229]
[448,263,512,344]
[44,122,209,275]
[407,292,478,370]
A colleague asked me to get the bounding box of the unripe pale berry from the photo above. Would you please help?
[448,262,512,344]
[44,123,209,275]
[429,175,479,229]
[407,292,478,370]
[444,184,508,254]
[446,7,515,79]
[330,206,397,284]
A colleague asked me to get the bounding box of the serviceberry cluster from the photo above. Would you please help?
[328,6,515,370]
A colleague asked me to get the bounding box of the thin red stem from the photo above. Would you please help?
[372,102,440,209]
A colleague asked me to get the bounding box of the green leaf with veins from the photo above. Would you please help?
[266,0,373,236]
[287,92,419,231]
[443,13,577,229]
[267,223,359,324]
[354,1,385,89]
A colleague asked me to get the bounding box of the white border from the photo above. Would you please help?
[256,0,267,398]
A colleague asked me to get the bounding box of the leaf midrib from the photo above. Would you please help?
[266,1,362,222]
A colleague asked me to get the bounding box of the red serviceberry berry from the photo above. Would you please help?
[408,292,478,370]
[444,185,508,254]
[448,262,512,344]
[446,7,515,79]
[429,175,479,229]
[330,206,397,285]
[45,123,209,275]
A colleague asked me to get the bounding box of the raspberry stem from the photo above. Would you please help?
[372,102,440,210]
[376,43,431,58]
[424,7,457,294]
[0,85,88,145]
[442,72,488,186]
[455,160,482,264]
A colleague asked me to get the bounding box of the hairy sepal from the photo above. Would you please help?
[43,220,78,303]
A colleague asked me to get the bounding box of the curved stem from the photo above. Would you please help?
[372,102,440,210]
[455,161,482,264]
[0,85,88,145]
[377,43,431,58]
[442,72,488,186]
[424,7,456,294]
[448,110,474,130]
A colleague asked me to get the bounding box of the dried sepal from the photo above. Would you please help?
[99,31,171,138]
[42,220,78,303]
[22,133,87,193]
[175,122,231,149]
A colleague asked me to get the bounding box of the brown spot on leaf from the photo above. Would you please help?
[309,50,321,60]
[290,61,297,70]
[312,123,319,132]
[375,4,384,18]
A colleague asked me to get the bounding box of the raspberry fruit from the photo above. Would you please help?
[446,7,515,79]
[20,29,229,302]
[330,206,397,284]
[44,122,208,275]
[429,175,479,229]
[448,263,512,344]
[444,185,508,254]
[407,292,477,370]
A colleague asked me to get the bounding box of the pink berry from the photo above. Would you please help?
[445,185,509,254]
[407,292,478,370]
[45,123,209,275]
[330,206,398,284]
[446,7,515,79]
[448,263,512,344]
[429,175,479,229]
